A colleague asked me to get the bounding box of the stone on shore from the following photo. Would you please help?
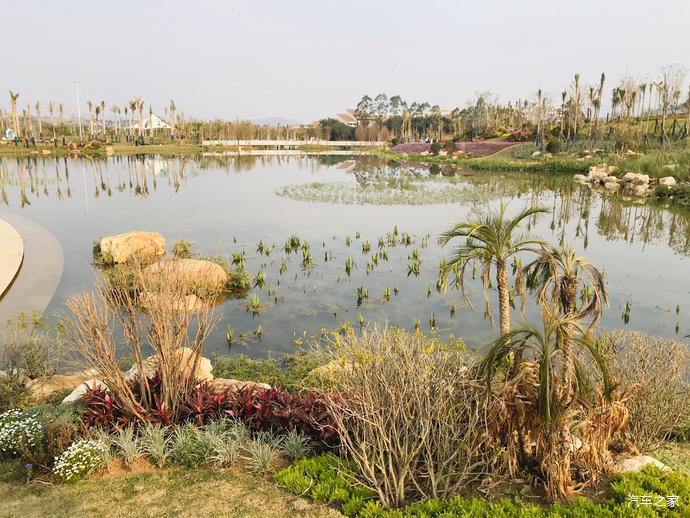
[100,231,166,264]
[143,258,229,290]
[613,455,670,474]
[124,347,213,383]
[62,378,108,404]
[659,176,677,187]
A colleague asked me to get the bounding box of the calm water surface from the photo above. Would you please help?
[0,153,688,360]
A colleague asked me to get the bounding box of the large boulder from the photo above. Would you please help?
[622,172,650,185]
[613,455,670,475]
[125,347,213,383]
[143,259,228,291]
[100,231,166,264]
[659,176,677,187]
[573,174,588,183]
[27,375,83,399]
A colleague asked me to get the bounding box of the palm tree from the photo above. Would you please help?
[136,97,144,138]
[440,203,548,335]
[48,101,56,140]
[87,101,94,139]
[35,101,42,139]
[58,103,64,138]
[128,100,137,139]
[169,99,176,139]
[480,312,613,501]
[9,90,20,138]
[100,101,106,136]
[111,106,120,139]
[524,244,609,392]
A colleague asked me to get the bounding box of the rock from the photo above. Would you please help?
[62,379,107,404]
[100,231,166,264]
[210,378,271,393]
[67,142,78,150]
[659,176,677,187]
[143,258,229,290]
[125,347,213,383]
[604,176,619,183]
[105,145,114,156]
[605,181,621,190]
[627,184,651,197]
[622,172,650,185]
[531,151,541,157]
[27,375,83,399]
[613,455,670,474]
[41,149,51,155]
[140,292,207,312]
[544,152,553,158]
[573,174,588,183]
[663,164,677,170]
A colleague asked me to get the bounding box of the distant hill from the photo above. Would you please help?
[250,116,302,127]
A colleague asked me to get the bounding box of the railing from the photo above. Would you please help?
[202,139,386,147]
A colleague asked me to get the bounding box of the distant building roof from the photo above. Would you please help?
[336,113,356,124]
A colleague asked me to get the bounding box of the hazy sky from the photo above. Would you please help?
[2,0,689,123]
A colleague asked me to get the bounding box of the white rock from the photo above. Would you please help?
[143,258,229,290]
[573,174,588,183]
[613,455,670,474]
[659,176,677,187]
[622,172,650,185]
[100,231,166,264]
[532,151,541,157]
[62,379,107,404]
[605,181,621,190]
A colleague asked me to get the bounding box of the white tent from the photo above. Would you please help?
[125,113,171,131]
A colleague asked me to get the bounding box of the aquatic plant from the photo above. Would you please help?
[284,234,301,253]
[247,294,260,311]
[302,248,313,270]
[226,325,234,344]
[256,240,265,254]
[345,236,351,246]
[362,240,371,254]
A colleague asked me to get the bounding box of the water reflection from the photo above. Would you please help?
[0,154,688,354]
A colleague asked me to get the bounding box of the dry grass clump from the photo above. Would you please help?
[65,260,221,421]
[313,325,490,508]
[594,330,690,452]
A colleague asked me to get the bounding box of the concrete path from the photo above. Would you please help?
[0,218,23,298]
[0,212,63,326]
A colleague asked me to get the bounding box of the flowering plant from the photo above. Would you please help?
[0,409,43,458]
[53,439,107,482]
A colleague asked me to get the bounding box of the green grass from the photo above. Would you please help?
[211,354,323,392]
[0,461,341,518]
[0,141,204,158]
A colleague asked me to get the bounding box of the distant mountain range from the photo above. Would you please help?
[250,116,302,127]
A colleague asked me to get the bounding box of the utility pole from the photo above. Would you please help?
[74,81,83,142]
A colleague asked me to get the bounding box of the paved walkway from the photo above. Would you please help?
[0,218,23,298]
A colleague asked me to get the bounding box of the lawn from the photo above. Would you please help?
[0,461,342,518]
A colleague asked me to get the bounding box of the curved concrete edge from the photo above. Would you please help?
[0,218,24,298]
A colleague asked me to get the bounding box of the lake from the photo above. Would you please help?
[0,153,688,361]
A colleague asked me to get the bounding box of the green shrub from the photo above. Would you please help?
[430,142,441,155]
[276,456,690,517]
[17,404,82,470]
[655,184,690,208]
[545,139,562,153]
[443,141,456,153]
[274,454,376,517]
[173,240,193,259]
[92,239,114,268]
[429,164,441,175]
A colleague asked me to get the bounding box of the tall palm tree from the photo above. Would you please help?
[128,100,137,139]
[48,101,56,140]
[87,101,94,138]
[169,99,176,139]
[480,312,612,501]
[440,203,548,335]
[58,103,64,138]
[100,101,106,136]
[111,106,120,139]
[136,97,144,138]
[524,244,608,391]
[35,101,42,139]
[9,90,20,138]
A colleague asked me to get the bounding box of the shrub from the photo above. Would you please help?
[655,184,690,208]
[139,423,171,467]
[311,325,487,507]
[0,409,44,458]
[274,454,376,517]
[429,141,441,155]
[112,426,141,466]
[243,437,279,473]
[53,439,107,483]
[429,164,441,175]
[170,423,207,468]
[443,140,456,153]
[16,404,82,471]
[276,457,689,517]
[279,428,312,461]
[545,139,562,153]
[595,331,690,452]
[172,239,192,259]
[92,239,114,268]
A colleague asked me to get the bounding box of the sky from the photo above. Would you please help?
[2,0,690,123]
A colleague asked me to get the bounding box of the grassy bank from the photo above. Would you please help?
[0,461,341,518]
[0,141,206,158]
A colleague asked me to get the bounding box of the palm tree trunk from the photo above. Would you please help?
[496,260,511,335]
[560,277,578,395]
